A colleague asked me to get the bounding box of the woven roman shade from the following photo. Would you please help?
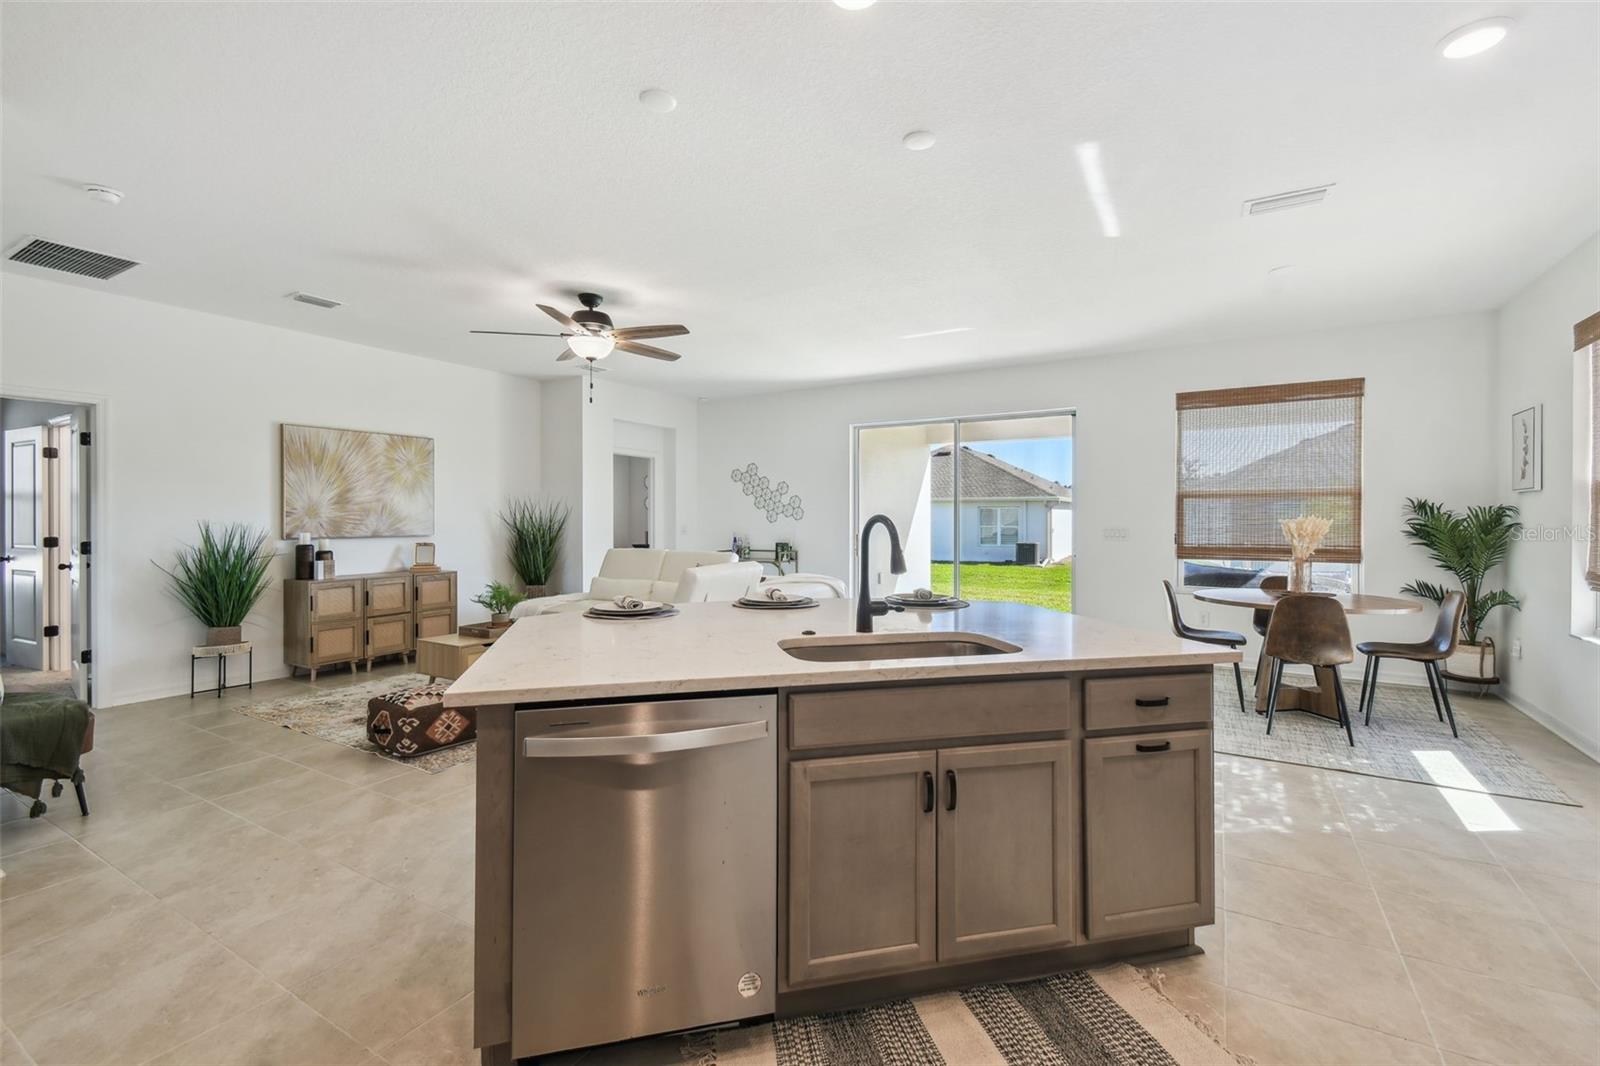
[1176,378,1364,562]
[1578,313,1600,591]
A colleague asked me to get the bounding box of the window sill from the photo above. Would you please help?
[1571,631,1600,648]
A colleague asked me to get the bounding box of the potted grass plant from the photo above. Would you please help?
[156,522,275,646]
[1400,497,1522,683]
[472,582,525,627]
[502,498,569,599]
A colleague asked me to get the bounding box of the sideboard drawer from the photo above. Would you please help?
[1083,673,1212,732]
[789,679,1072,750]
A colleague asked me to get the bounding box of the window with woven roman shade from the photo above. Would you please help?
[1176,378,1364,563]
[1576,312,1600,592]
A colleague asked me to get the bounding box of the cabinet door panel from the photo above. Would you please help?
[414,573,455,610]
[1083,730,1213,940]
[366,615,411,658]
[937,741,1075,961]
[310,581,360,620]
[366,575,412,616]
[788,751,936,986]
[311,621,359,665]
[417,609,455,641]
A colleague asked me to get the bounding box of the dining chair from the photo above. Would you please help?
[1356,591,1465,738]
[1250,574,1288,681]
[1162,580,1248,713]
[1263,593,1356,746]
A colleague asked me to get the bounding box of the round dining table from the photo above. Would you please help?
[1192,589,1421,721]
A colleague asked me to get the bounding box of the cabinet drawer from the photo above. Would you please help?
[309,581,361,621]
[789,679,1072,751]
[366,575,412,616]
[1083,672,1211,732]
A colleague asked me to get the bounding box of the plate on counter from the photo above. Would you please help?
[584,602,678,620]
[733,595,818,610]
[885,594,969,610]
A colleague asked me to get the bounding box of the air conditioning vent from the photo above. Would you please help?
[6,237,138,279]
[1242,184,1335,216]
[288,291,342,309]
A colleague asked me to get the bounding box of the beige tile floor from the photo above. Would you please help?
[0,665,1595,1065]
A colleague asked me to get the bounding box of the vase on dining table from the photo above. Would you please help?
[1288,556,1313,593]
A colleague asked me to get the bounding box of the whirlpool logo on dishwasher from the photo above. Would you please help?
[636,984,668,998]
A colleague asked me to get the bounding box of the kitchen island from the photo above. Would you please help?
[448,600,1238,1065]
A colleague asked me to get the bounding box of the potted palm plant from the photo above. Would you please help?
[502,498,569,599]
[471,582,525,627]
[1400,498,1521,683]
[156,522,275,646]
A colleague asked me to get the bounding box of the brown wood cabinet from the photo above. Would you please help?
[1083,729,1213,940]
[787,750,937,986]
[937,740,1075,962]
[283,569,457,678]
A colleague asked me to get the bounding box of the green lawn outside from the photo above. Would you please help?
[930,562,1072,613]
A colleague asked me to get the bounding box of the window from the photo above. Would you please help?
[1582,320,1600,595]
[1176,378,1364,568]
[979,506,1021,546]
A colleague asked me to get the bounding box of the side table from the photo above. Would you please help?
[191,641,254,699]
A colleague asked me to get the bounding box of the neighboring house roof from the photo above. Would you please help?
[930,446,1071,502]
[1189,423,1357,490]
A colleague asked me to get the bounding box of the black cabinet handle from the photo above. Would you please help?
[1135,697,1171,708]
[922,771,934,813]
[945,769,958,811]
[1135,741,1172,753]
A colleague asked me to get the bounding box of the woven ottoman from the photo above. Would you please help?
[366,684,475,758]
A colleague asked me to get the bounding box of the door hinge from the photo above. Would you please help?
[42,446,59,459]
[42,624,61,637]
[79,541,91,555]
[79,431,91,446]
[42,535,60,548]
[79,649,92,665]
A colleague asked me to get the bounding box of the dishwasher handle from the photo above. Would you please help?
[522,719,768,758]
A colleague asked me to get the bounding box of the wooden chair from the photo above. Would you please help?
[1357,591,1465,738]
[1162,580,1248,712]
[1263,594,1355,746]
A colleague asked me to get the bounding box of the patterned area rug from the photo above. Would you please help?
[235,673,474,774]
[679,965,1240,1065]
[1211,668,1574,805]
[1,667,76,698]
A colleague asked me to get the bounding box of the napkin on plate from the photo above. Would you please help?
[762,586,791,602]
[612,594,646,610]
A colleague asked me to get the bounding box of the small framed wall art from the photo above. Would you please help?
[1511,404,1542,493]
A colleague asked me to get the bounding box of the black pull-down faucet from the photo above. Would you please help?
[856,513,907,633]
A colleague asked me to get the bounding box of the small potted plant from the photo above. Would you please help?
[1400,498,1522,683]
[472,581,526,627]
[502,499,569,600]
[156,522,275,646]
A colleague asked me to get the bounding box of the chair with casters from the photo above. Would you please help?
[1263,593,1356,746]
[1161,580,1248,713]
[1356,591,1465,738]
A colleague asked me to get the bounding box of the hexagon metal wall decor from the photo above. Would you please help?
[730,462,804,524]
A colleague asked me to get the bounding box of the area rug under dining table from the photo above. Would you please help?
[1210,668,1575,804]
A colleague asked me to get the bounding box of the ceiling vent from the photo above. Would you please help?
[288,291,342,309]
[1242,184,1335,216]
[6,236,139,279]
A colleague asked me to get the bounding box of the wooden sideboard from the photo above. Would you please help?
[283,570,457,678]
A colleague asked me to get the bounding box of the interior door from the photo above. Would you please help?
[68,410,90,701]
[3,426,46,670]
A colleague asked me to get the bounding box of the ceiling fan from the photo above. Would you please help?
[471,292,688,363]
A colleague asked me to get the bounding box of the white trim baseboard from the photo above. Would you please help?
[1500,689,1600,763]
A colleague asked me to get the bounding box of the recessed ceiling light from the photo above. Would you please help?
[902,130,936,151]
[1073,142,1121,238]
[900,327,974,340]
[638,88,677,113]
[1438,17,1513,59]
[82,184,123,205]
[833,0,876,9]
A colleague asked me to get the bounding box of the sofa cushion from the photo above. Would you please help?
[597,548,668,581]
[658,550,738,585]
[649,580,680,602]
[589,576,657,601]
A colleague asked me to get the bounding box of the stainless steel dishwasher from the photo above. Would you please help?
[511,694,776,1059]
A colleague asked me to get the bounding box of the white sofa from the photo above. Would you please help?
[511,549,763,616]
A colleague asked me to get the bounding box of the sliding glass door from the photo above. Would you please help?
[853,411,1075,612]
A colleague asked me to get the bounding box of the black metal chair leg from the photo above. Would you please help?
[1232,660,1248,714]
[1357,656,1374,725]
[1331,665,1355,747]
[1264,660,1285,735]
[1363,657,1383,725]
[1430,662,1460,738]
[72,770,88,816]
[1424,661,1445,722]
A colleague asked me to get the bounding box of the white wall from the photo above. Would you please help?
[698,313,1499,683]
[1492,235,1600,757]
[856,424,938,594]
[0,274,541,707]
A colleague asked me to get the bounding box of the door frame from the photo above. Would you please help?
[849,406,1077,600]
[1,385,106,706]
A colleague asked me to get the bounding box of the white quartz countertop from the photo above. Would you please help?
[444,599,1239,707]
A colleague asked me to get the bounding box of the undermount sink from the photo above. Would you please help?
[778,632,1022,662]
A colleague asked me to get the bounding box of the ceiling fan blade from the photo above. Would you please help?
[536,303,578,328]
[612,324,690,340]
[615,339,682,362]
[556,348,578,362]
[470,330,567,337]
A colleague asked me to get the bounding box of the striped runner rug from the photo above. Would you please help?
[676,965,1241,1066]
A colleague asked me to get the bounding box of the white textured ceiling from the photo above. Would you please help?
[3,2,1595,396]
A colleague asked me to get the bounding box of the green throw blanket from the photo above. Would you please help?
[1,693,89,798]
